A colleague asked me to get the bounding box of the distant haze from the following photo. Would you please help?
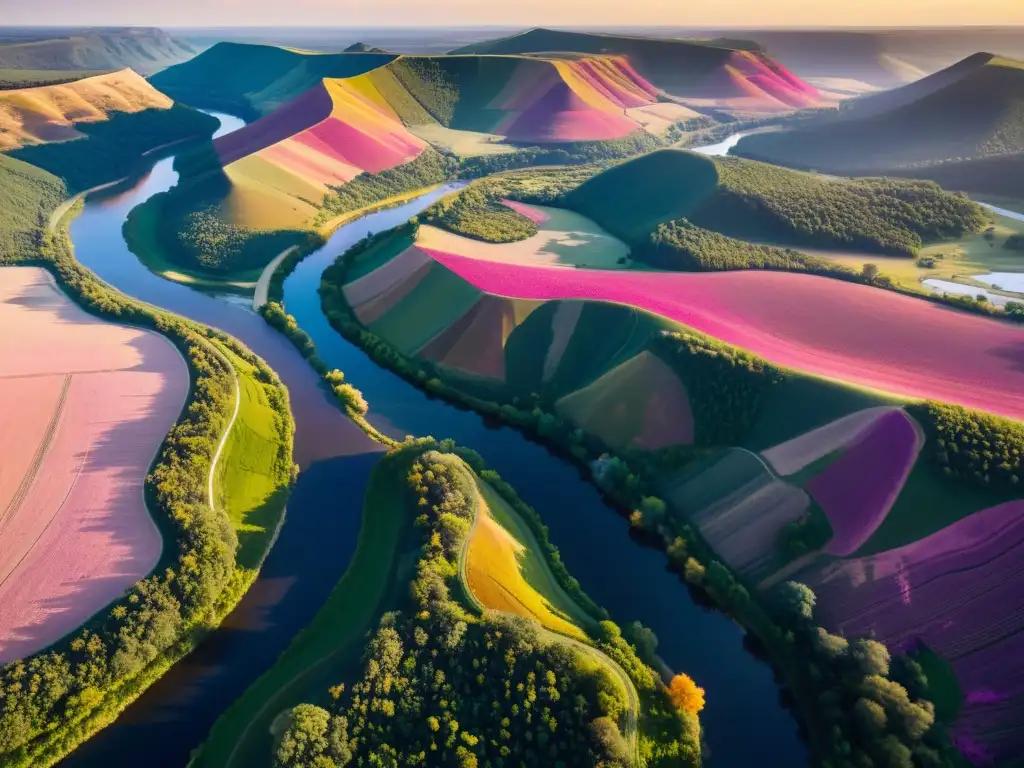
[5,0,1024,27]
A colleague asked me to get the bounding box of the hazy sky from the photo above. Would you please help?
[7,0,1024,27]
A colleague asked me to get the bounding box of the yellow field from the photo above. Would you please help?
[465,477,590,640]
[0,69,172,149]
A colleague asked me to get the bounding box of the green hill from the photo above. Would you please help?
[149,43,396,118]
[0,27,197,76]
[563,150,720,242]
[562,149,984,260]
[735,54,1024,173]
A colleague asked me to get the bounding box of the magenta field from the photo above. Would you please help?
[421,250,1024,420]
[807,409,923,556]
[810,501,1024,764]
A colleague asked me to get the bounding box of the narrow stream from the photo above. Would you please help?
[59,115,806,767]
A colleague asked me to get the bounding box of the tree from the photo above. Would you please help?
[851,638,891,677]
[667,674,706,714]
[861,263,880,283]
[275,704,332,768]
[775,581,817,625]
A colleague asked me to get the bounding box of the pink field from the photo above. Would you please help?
[761,406,897,476]
[502,199,550,225]
[811,501,1024,763]
[0,268,188,664]
[420,251,1024,420]
[806,409,923,555]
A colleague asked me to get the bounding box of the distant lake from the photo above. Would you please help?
[691,132,745,156]
[973,272,1024,294]
[923,279,1014,306]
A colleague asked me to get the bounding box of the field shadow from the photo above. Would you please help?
[989,339,1024,375]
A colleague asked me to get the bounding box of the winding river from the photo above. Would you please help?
[59,115,806,767]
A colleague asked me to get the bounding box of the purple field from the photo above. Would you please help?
[806,409,922,556]
[810,501,1024,764]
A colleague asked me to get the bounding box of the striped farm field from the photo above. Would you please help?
[422,252,1024,420]
[0,268,188,664]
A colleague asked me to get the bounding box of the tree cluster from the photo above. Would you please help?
[909,401,1022,491]
[770,583,959,768]
[421,183,538,244]
[650,331,785,446]
[274,449,634,768]
[317,149,458,223]
[0,154,66,262]
[458,131,663,179]
[696,159,986,257]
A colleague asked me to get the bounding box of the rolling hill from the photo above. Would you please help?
[735,54,1024,174]
[0,68,173,149]
[559,149,984,257]
[149,42,397,119]
[0,27,198,76]
[451,27,830,113]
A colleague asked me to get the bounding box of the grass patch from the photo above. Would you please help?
[742,374,902,453]
[858,458,1010,555]
[366,263,482,355]
[192,447,417,768]
[211,340,294,569]
[913,645,963,723]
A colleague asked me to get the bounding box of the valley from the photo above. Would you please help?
[0,18,1021,768]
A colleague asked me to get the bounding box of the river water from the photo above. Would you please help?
[59,114,806,767]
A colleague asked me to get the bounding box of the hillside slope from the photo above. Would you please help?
[452,27,828,113]
[0,69,174,149]
[561,149,983,257]
[0,27,197,76]
[736,54,1024,173]
[149,43,397,118]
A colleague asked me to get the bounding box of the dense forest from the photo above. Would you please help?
[275,446,700,767]
[696,159,986,257]
[0,154,66,260]
[0,204,293,767]
[645,219,857,277]
[650,331,785,445]
[7,105,219,193]
[909,401,1023,493]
